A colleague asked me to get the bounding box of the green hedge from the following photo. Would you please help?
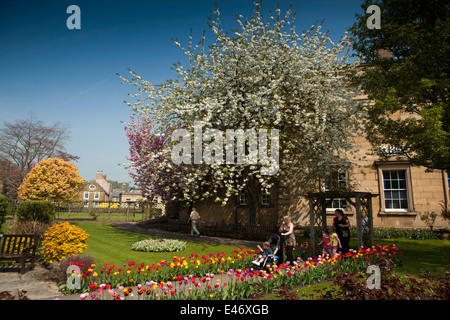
[350,227,442,240]
[16,200,55,224]
[0,195,9,230]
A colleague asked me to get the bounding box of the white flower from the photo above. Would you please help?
[121,2,362,205]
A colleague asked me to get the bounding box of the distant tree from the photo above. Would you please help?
[17,158,85,203]
[0,115,79,198]
[107,180,131,191]
[349,0,450,170]
[125,116,184,202]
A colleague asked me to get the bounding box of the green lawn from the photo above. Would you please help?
[72,222,250,267]
[349,238,450,275]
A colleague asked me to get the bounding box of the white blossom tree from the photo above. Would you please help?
[120,3,363,212]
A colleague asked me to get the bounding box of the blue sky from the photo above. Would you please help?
[0,0,365,184]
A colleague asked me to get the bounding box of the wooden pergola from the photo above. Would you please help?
[306,191,378,256]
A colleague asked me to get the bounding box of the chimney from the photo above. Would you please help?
[96,170,106,181]
[373,37,393,60]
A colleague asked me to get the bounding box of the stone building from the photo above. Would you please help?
[333,92,450,230]
[120,190,142,203]
[177,135,449,231]
[120,190,143,207]
[79,170,112,207]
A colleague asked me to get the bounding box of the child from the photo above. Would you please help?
[330,226,341,257]
[318,227,332,257]
[252,241,273,266]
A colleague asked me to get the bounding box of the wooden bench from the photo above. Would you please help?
[0,234,39,274]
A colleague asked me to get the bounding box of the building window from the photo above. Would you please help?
[84,191,89,200]
[239,193,247,205]
[94,192,100,200]
[382,170,409,211]
[447,171,450,197]
[326,197,348,210]
[325,172,347,210]
[262,189,270,205]
[443,170,450,207]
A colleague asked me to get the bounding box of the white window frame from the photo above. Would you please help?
[378,165,413,213]
[94,192,100,200]
[261,188,270,205]
[325,172,348,211]
[239,193,247,205]
[84,191,89,200]
[448,171,450,197]
[445,171,450,205]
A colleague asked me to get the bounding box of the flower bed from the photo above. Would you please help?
[131,239,187,252]
[62,244,402,300]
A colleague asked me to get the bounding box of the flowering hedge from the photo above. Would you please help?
[61,244,402,300]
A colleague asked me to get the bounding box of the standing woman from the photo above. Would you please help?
[279,215,296,266]
[333,209,351,254]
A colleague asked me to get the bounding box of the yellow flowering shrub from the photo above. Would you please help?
[42,222,89,265]
[18,158,86,203]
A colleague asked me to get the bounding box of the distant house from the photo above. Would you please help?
[118,190,167,215]
[79,170,112,207]
[120,190,143,207]
[111,189,122,203]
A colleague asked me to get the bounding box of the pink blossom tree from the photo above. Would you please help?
[125,116,180,202]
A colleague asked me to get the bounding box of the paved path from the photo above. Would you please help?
[0,222,262,300]
[0,265,64,300]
